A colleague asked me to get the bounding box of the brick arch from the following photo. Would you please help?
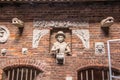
[77,66,120,72]
[77,65,120,80]
[0,59,46,72]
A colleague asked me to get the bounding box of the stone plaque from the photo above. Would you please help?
[33,20,89,28]
[95,42,105,54]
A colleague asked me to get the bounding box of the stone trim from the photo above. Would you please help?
[33,20,89,28]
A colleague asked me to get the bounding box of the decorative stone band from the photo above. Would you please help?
[0,26,10,43]
[32,29,49,48]
[0,59,46,72]
[72,29,90,49]
[33,20,89,28]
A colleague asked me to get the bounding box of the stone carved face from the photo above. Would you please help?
[0,26,10,43]
[95,42,105,54]
[57,35,65,43]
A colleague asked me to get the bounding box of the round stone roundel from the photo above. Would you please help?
[0,26,10,43]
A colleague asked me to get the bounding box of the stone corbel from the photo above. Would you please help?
[12,18,24,35]
[12,18,24,28]
[100,17,114,36]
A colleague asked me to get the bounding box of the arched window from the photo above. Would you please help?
[2,66,42,80]
[78,67,120,80]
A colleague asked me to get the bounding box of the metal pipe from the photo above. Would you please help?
[21,68,23,80]
[91,70,94,80]
[16,68,19,80]
[81,72,83,80]
[12,69,14,80]
[107,40,112,80]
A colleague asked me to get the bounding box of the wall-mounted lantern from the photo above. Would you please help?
[12,18,24,35]
[1,49,7,56]
[100,17,114,36]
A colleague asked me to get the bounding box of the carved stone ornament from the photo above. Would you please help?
[0,26,10,43]
[51,31,71,64]
[33,20,89,28]
[101,17,114,27]
[32,29,49,48]
[12,18,24,27]
[95,42,105,54]
[1,48,7,56]
[22,48,28,55]
[72,29,89,49]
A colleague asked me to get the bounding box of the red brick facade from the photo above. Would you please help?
[0,1,120,80]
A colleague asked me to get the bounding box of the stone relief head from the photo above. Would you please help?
[0,26,10,43]
[55,31,66,43]
[95,42,105,54]
[101,17,114,27]
[12,18,24,27]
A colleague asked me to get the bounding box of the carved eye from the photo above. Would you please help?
[109,19,112,21]
[14,21,17,23]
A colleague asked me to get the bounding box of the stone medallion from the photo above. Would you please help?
[0,26,10,43]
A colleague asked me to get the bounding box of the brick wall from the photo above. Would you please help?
[0,1,120,80]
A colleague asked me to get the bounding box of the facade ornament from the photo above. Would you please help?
[72,29,89,49]
[101,17,114,27]
[32,29,49,48]
[95,42,105,54]
[1,49,7,56]
[12,18,24,28]
[100,17,114,36]
[12,18,24,35]
[51,31,71,64]
[33,20,89,28]
[22,48,28,55]
[0,26,10,43]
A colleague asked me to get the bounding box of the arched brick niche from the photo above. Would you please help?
[77,66,120,80]
[0,59,47,80]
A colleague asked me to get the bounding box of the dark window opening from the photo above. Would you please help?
[78,67,120,80]
[3,66,42,80]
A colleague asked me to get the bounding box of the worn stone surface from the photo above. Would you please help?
[0,26,10,43]
[72,29,89,49]
[32,29,49,48]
